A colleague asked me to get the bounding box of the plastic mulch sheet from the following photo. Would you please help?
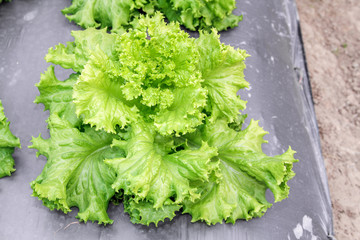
[0,0,334,239]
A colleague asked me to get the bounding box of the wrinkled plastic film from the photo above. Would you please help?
[0,0,334,239]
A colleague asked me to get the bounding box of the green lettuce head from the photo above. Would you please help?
[31,13,298,226]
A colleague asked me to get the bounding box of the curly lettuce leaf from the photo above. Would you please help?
[73,49,139,133]
[196,31,249,123]
[30,114,124,224]
[105,121,218,208]
[46,28,118,72]
[0,100,20,178]
[0,101,20,148]
[124,196,181,226]
[153,86,207,136]
[0,148,16,178]
[35,66,81,127]
[183,119,298,224]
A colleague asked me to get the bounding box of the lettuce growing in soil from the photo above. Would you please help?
[62,0,242,33]
[0,100,20,178]
[31,13,297,226]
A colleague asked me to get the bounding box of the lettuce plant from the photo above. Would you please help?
[31,14,297,225]
[62,0,243,33]
[0,100,20,178]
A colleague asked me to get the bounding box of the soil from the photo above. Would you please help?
[296,0,360,239]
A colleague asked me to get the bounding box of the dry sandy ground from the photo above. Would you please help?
[296,0,360,239]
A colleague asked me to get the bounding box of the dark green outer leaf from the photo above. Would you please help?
[30,114,124,224]
[183,119,298,224]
